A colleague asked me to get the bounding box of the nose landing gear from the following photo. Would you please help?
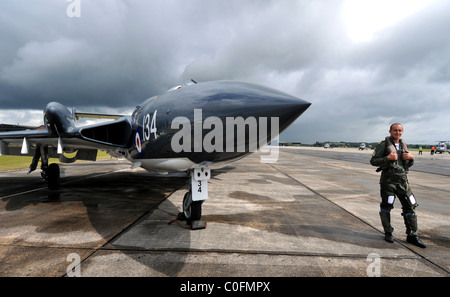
[175,166,210,230]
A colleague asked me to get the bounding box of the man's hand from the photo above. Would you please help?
[402,151,415,160]
[387,151,398,161]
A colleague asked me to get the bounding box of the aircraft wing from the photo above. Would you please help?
[0,103,132,165]
[74,112,124,120]
[0,128,55,157]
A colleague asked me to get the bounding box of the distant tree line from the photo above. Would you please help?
[280,141,436,149]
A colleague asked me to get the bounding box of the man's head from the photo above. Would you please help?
[389,123,403,142]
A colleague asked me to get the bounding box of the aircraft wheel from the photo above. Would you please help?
[183,191,202,224]
[47,163,60,190]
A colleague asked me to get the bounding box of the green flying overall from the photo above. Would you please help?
[370,123,426,248]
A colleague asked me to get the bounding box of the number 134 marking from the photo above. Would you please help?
[143,110,158,141]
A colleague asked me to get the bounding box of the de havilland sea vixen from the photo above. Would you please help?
[0,80,310,226]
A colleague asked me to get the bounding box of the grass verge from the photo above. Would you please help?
[0,150,111,171]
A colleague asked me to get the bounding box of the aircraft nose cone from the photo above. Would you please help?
[194,81,311,146]
[213,81,311,133]
[260,90,311,134]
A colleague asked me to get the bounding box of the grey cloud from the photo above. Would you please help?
[181,1,347,82]
[0,0,450,144]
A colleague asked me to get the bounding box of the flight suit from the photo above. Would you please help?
[370,137,419,237]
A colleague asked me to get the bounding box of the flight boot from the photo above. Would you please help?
[403,213,426,248]
[379,210,394,243]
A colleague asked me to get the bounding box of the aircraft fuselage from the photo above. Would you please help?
[127,80,310,171]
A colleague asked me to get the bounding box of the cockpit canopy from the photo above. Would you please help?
[167,79,197,92]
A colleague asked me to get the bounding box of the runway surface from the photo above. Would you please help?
[0,147,449,277]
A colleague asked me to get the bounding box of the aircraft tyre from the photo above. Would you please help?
[47,163,60,190]
[183,190,203,224]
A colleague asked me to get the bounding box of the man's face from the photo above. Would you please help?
[390,124,403,140]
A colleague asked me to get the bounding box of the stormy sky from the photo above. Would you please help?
[1,0,449,144]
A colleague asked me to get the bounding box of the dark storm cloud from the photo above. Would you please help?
[0,1,345,109]
[0,0,181,109]
[0,0,449,143]
[181,1,345,81]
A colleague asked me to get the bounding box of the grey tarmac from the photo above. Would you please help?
[0,147,449,277]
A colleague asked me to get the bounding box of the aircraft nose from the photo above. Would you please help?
[197,81,311,145]
[263,91,311,134]
[149,80,310,163]
[221,81,311,133]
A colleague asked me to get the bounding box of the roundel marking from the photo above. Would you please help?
[135,131,142,153]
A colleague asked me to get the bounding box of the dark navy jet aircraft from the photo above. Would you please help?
[0,80,310,226]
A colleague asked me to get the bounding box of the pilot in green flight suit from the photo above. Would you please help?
[370,123,426,248]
